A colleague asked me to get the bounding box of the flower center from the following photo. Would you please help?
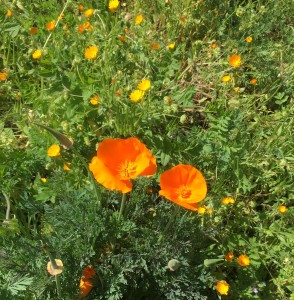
[179,185,191,201]
[118,161,137,180]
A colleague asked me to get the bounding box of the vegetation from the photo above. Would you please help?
[0,0,293,299]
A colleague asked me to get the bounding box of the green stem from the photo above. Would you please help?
[55,275,61,298]
[72,149,101,206]
[2,192,10,220]
[118,194,127,221]
[43,0,71,49]
[158,208,178,242]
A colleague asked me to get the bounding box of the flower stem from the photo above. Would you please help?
[55,275,61,298]
[118,193,127,221]
[2,191,10,220]
[43,0,71,49]
[44,247,62,297]
[158,207,178,242]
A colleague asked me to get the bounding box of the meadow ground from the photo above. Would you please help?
[0,0,293,299]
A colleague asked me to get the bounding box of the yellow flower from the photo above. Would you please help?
[84,9,94,18]
[0,73,7,81]
[237,254,250,267]
[250,78,257,85]
[197,206,206,214]
[246,36,252,43]
[46,20,55,31]
[32,50,42,60]
[58,13,64,21]
[278,205,287,213]
[130,90,144,102]
[109,0,120,13]
[224,252,234,262]
[222,197,235,204]
[222,75,231,82]
[84,46,99,59]
[233,87,241,93]
[168,43,175,49]
[41,178,47,183]
[216,281,229,295]
[211,43,217,49]
[135,15,144,25]
[137,79,151,91]
[228,54,241,67]
[63,162,71,171]
[7,10,12,17]
[47,144,61,157]
[90,95,100,105]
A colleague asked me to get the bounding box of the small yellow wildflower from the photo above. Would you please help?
[246,36,252,43]
[90,95,100,105]
[197,206,206,214]
[216,281,229,295]
[0,73,7,81]
[250,78,257,85]
[222,75,231,82]
[233,87,241,93]
[137,79,151,91]
[32,50,42,60]
[84,9,94,18]
[237,254,250,267]
[58,13,64,21]
[41,178,47,183]
[130,90,144,102]
[135,15,144,25]
[109,0,120,13]
[46,20,55,31]
[168,43,175,49]
[224,252,234,262]
[211,43,217,49]
[228,54,241,67]
[222,197,235,204]
[84,46,99,59]
[47,144,61,157]
[278,205,287,213]
[7,10,12,17]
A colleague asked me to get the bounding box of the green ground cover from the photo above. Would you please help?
[0,0,293,299]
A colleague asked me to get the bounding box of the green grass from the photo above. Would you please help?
[0,0,293,299]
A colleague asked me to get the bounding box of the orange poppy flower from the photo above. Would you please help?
[159,164,207,210]
[89,137,157,193]
[79,265,95,297]
[80,279,94,297]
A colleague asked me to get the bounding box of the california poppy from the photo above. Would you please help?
[159,164,207,210]
[89,137,157,193]
[79,265,95,297]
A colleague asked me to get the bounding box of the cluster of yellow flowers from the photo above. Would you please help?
[129,79,151,102]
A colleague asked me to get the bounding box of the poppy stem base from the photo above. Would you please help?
[118,194,127,221]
